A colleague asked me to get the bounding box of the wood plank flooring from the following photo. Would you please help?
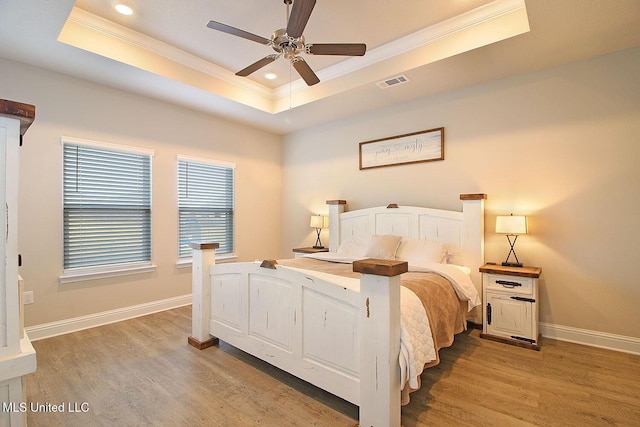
[25,306,640,426]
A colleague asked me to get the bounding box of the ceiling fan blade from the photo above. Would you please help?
[286,0,316,39]
[236,55,278,77]
[307,43,367,56]
[207,21,270,45]
[292,57,320,86]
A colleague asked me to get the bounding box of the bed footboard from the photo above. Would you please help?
[189,244,407,427]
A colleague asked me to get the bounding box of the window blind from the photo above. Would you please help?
[178,159,234,258]
[63,142,152,270]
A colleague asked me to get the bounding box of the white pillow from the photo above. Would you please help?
[364,235,402,260]
[395,237,445,266]
[337,234,371,257]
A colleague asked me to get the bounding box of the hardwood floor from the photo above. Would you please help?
[25,306,640,426]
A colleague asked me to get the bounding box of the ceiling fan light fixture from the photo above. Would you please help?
[283,45,298,60]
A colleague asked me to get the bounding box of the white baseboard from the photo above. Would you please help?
[540,322,640,355]
[24,297,640,356]
[25,294,192,342]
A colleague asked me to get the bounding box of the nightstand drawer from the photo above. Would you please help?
[484,274,534,295]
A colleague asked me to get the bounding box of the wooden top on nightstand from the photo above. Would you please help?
[293,247,329,254]
[479,264,542,278]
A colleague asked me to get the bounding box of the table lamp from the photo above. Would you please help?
[495,214,527,267]
[310,215,329,249]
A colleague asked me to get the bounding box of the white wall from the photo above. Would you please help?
[282,47,640,340]
[3,44,639,346]
[1,58,283,328]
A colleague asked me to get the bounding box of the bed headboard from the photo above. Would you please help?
[327,194,486,296]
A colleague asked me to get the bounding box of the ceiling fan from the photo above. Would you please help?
[206,0,367,86]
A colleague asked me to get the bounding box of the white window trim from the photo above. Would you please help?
[61,135,155,157]
[61,136,155,280]
[176,154,236,263]
[176,154,235,169]
[59,262,157,284]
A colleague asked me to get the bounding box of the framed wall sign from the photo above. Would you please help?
[359,127,444,170]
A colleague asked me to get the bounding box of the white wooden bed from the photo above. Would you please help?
[189,193,485,426]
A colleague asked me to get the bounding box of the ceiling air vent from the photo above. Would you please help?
[376,75,410,89]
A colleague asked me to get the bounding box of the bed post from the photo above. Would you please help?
[188,242,219,350]
[326,200,346,252]
[460,193,486,324]
[353,258,408,427]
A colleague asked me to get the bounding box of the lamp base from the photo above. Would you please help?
[313,228,323,249]
[502,234,523,268]
[502,261,523,267]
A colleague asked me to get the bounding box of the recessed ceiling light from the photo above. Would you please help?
[264,73,277,80]
[114,2,135,16]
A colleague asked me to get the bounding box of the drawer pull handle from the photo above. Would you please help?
[496,279,522,288]
[510,296,536,303]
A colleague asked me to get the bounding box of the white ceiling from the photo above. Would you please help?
[1,0,639,135]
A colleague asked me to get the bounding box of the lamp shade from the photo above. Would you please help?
[310,215,328,228]
[496,215,527,234]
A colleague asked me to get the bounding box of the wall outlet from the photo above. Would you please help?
[23,291,34,305]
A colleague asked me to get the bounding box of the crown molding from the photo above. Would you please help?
[274,0,528,97]
[62,0,527,112]
[65,7,275,99]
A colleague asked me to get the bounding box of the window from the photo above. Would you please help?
[178,156,235,259]
[62,137,153,277]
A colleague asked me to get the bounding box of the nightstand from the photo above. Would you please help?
[292,247,329,258]
[479,264,542,350]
